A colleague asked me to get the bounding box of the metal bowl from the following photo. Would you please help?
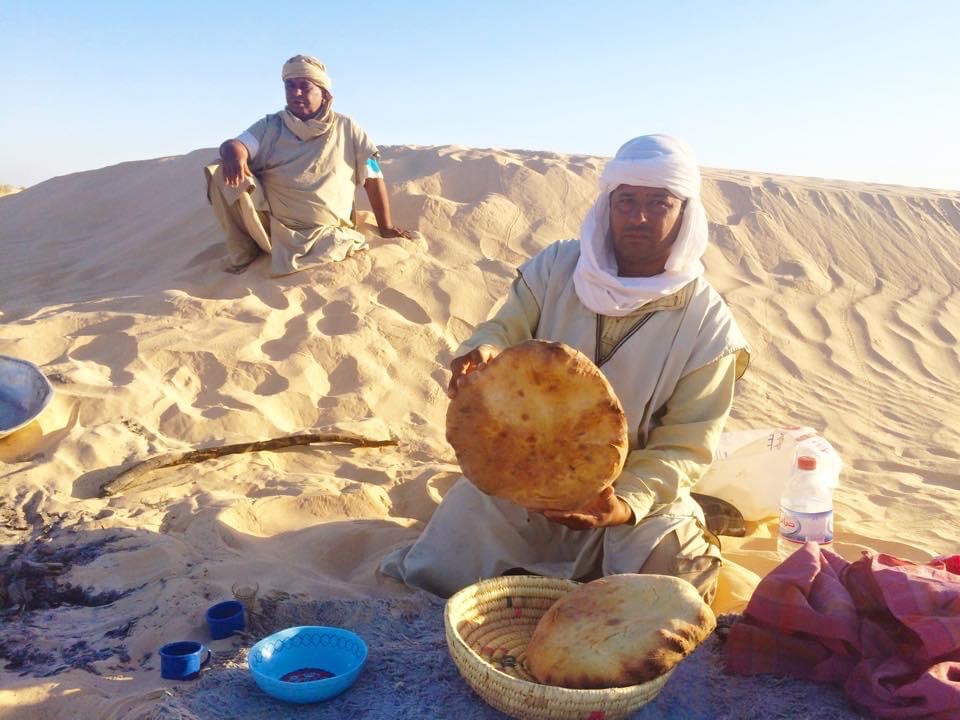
[0,355,54,439]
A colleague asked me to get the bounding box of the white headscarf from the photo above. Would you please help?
[572,134,709,316]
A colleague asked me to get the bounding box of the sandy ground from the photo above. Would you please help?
[0,144,958,718]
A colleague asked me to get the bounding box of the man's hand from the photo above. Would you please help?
[537,486,634,530]
[447,344,500,398]
[364,178,414,239]
[219,140,251,188]
[223,156,251,188]
[379,226,415,239]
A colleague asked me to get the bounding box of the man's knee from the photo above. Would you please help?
[638,523,722,604]
[204,163,225,205]
[672,552,721,605]
[205,163,263,206]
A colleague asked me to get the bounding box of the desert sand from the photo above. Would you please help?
[0,144,958,718]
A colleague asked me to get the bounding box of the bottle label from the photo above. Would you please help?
[779,507,833,544]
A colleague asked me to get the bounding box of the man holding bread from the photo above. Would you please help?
[381,134,749,603]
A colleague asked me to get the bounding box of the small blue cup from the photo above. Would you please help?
[206,600,245,639]
[160,641,211,680]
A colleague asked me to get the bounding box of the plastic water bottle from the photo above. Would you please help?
[777,455,834,559]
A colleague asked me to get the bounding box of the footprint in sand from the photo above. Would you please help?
[327,357,360,396]
[234,362,290,396]
[317,300,362,336]
[377,288,431,324]
[69,332,138,386]
[254,368,289,396]
[336,462,395,485]
[161,351,255,421]
[261,315,310,360]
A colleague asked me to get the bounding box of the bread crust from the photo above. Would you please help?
[526,574,717,688]
[446,340,628,510]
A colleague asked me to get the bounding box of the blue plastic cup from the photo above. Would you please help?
[206,600,245,639]
[160,641,211,680]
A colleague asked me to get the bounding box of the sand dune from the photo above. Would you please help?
[0,145,958,717]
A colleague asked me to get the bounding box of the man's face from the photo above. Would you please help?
[608,184,686,277]
[284,78,326,120]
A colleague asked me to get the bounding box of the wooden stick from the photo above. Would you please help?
[99,432,398,497]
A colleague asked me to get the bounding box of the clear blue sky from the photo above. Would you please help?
[2,1,958,189]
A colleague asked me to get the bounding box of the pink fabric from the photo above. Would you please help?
[726,543,960,718]
[936,554,960,576]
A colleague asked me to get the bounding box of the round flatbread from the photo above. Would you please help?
[525,574,716,689]
[445,339,628,510]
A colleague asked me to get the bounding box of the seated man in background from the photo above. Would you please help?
[381,134,749,603]
[205,54,412,276]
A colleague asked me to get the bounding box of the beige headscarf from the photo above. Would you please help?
[280,55,334,141]
[281,54,332,89]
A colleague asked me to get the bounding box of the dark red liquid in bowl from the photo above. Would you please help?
[280,667,336,682]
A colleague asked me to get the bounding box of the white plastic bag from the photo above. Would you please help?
[694,427,842,521]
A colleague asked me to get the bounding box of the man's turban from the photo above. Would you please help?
[600,135,701,201]
[281,55,331,90]
[572,134,709,316]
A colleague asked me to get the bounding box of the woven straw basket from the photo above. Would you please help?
[444,575,674,720]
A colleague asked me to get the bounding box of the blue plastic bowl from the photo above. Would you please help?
[248,626,368,703]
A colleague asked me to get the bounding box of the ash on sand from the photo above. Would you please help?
[0,520,142,678]
[147,595,865,720]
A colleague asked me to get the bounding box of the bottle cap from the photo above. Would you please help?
[797,455,817,470]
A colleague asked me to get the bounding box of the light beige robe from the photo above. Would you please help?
[380,239,749,597]
[205,112,376,276]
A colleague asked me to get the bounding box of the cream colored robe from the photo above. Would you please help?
[380,239,750,597]
[205,112,377,276]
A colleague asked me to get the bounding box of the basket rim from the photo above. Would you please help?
[444,574,673,698]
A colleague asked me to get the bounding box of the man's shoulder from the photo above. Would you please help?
[258,111,285,126]
[521,238,580,271]
[332,112,365,132]
[690,276,731,308]
[537,238,581,261]
[518,240,581,294]
[687,277,749,352]
[553,238,581,253]
[243,112,282,135]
